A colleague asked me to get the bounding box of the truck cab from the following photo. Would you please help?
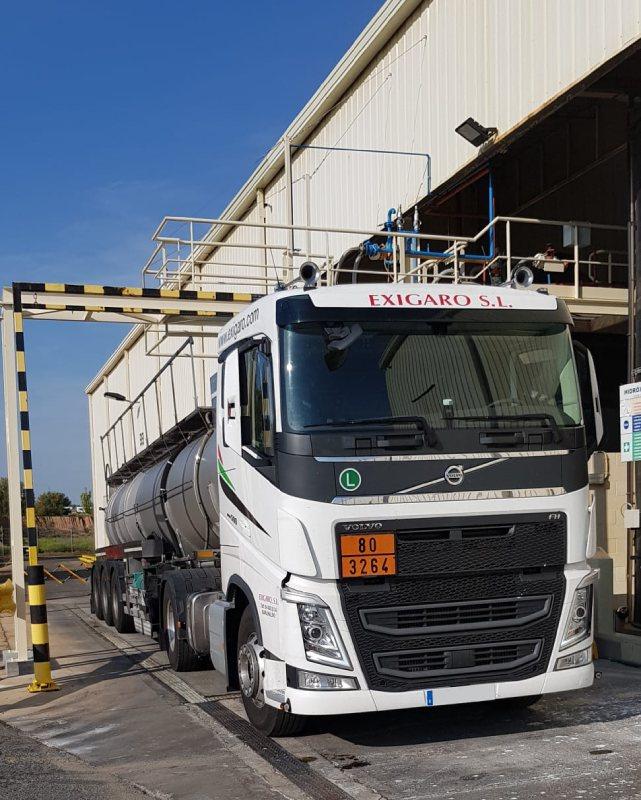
[214,279,602,734]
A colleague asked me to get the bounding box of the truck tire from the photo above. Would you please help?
[110,569,134,634]
[92,564,104,620]
[101,564,114,626]
[162,581,202,672]
[237,606,305,737]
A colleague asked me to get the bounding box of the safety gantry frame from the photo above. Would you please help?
[1,281,258,689]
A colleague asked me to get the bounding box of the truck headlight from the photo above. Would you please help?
[280,586,353,670]
[297,603,352,670]
[560,584,593,650]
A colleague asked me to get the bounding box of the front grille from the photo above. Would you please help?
[396,524,513,543]
[374,640,541,679]
[396,515,566,576]
[360,595,551,636]
[336,512,567,692]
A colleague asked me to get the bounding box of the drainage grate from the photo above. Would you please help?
[199,701,354,800]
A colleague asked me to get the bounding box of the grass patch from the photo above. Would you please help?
[37,535,94,554]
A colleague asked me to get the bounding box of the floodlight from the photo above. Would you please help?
[455,118,498,147]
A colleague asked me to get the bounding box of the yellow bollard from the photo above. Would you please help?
[26,565,59,692]
[0,579,16,615]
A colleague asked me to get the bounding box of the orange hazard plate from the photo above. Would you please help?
[339,533,396,579]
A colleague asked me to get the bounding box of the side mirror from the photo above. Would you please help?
[573,342,603,457]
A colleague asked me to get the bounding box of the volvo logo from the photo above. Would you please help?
[444,465,465,486]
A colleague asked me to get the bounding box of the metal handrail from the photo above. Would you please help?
[100,337,197,479]
[141,212,629,299]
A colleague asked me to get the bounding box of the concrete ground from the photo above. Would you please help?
[0,718,150,800]
[2,560,641,799]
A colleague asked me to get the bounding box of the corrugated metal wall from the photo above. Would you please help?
[88,0,641,544]
[198,0,641,290]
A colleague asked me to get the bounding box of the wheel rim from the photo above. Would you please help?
[238,632,264,708]
[165,598,176,652]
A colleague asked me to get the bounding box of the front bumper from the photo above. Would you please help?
[271,565,596,716]
[283,661,594,716]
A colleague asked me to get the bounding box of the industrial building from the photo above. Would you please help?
[87,0,641,651]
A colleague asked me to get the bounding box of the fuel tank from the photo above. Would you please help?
[104,428,219,555]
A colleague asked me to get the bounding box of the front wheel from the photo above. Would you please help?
[237,606,305,736]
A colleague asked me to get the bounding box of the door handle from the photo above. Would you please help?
[227,401,236,420]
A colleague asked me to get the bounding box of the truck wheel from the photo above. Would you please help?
[92,565,104,620]
[101,566,114,626]
[163,583,201,671]
[111,570,134,634]
[237,606,305,737]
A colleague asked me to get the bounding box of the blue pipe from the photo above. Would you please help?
[364,174,497,264]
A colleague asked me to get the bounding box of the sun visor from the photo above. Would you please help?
[307,284,558,311]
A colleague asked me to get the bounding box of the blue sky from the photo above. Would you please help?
[0,0,381,502]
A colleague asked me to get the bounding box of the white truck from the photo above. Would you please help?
[92,268,602,736]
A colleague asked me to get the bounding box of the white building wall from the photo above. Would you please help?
[88,0,641,544]
[194,0,641,290]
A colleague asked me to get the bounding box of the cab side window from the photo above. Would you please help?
[240,344,274,457]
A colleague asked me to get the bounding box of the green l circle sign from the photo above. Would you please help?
[339,468,361,492]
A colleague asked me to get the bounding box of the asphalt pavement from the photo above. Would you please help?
[3,564,641,799]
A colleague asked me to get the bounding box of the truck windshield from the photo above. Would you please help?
[281,321,581,432]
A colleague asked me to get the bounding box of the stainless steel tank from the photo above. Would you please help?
[105,428,219,554]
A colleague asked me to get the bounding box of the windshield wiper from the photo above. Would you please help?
[303,415,437,446]
[446,413,562,442]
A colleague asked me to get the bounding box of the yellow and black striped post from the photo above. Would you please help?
[26,565,58,692]
[12,284,38,567]
[12,284,59,692]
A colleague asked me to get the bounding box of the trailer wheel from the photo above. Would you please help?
[92,564,104,620]
[111,570,134,634]
[101,565,114,626]
[162,583,201,671]
[237,606,306,737]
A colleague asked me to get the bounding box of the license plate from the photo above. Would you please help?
[340,533,396,579]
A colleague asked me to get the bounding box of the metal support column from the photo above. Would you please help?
[283,134,295,279]
[26,564,58,692]
[628,97,641,624]
[12,286,38,567]
[256,187,269,286]
[1,303,28,662]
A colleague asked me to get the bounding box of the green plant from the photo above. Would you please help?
[35,491,72,517]
[80,488,93,515]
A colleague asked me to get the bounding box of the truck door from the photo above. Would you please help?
[221,350,241,454]
[218,349,249,542]
[237,339,278,558]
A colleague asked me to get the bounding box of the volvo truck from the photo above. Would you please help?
[92,270,602,736]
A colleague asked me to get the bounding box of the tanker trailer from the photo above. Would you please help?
[92,421,223,671]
